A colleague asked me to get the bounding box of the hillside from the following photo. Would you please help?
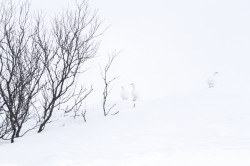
[0,86,250,166]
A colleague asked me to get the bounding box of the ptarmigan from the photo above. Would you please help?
[206,72,219,88]
[130,83,138,107]
[120,86,128,100]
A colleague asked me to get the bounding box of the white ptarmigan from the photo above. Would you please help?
[206,72,219,88]
[130,83,138,107]
[120,86,128,100]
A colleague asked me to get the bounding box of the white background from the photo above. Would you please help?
[30,0,250,102]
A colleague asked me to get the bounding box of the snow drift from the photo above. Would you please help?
[0,85,250,166]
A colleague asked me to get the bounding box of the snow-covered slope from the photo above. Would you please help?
[1,86,250,166]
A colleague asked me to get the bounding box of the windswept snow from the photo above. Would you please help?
[1,86,250,166]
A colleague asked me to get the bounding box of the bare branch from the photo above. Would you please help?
[100,51,120,116]
[37,0,101,133]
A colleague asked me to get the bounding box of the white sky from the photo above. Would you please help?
[29,0,250,102]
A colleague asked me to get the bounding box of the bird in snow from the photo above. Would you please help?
[130,83,138,107]
[206,72,219,88]
[120,86,128,100]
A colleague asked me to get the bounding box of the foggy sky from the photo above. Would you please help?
[30,0,250,102]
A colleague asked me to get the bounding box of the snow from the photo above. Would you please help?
[1,85,250,166]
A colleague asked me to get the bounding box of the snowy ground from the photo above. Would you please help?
[1,86,250,166]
